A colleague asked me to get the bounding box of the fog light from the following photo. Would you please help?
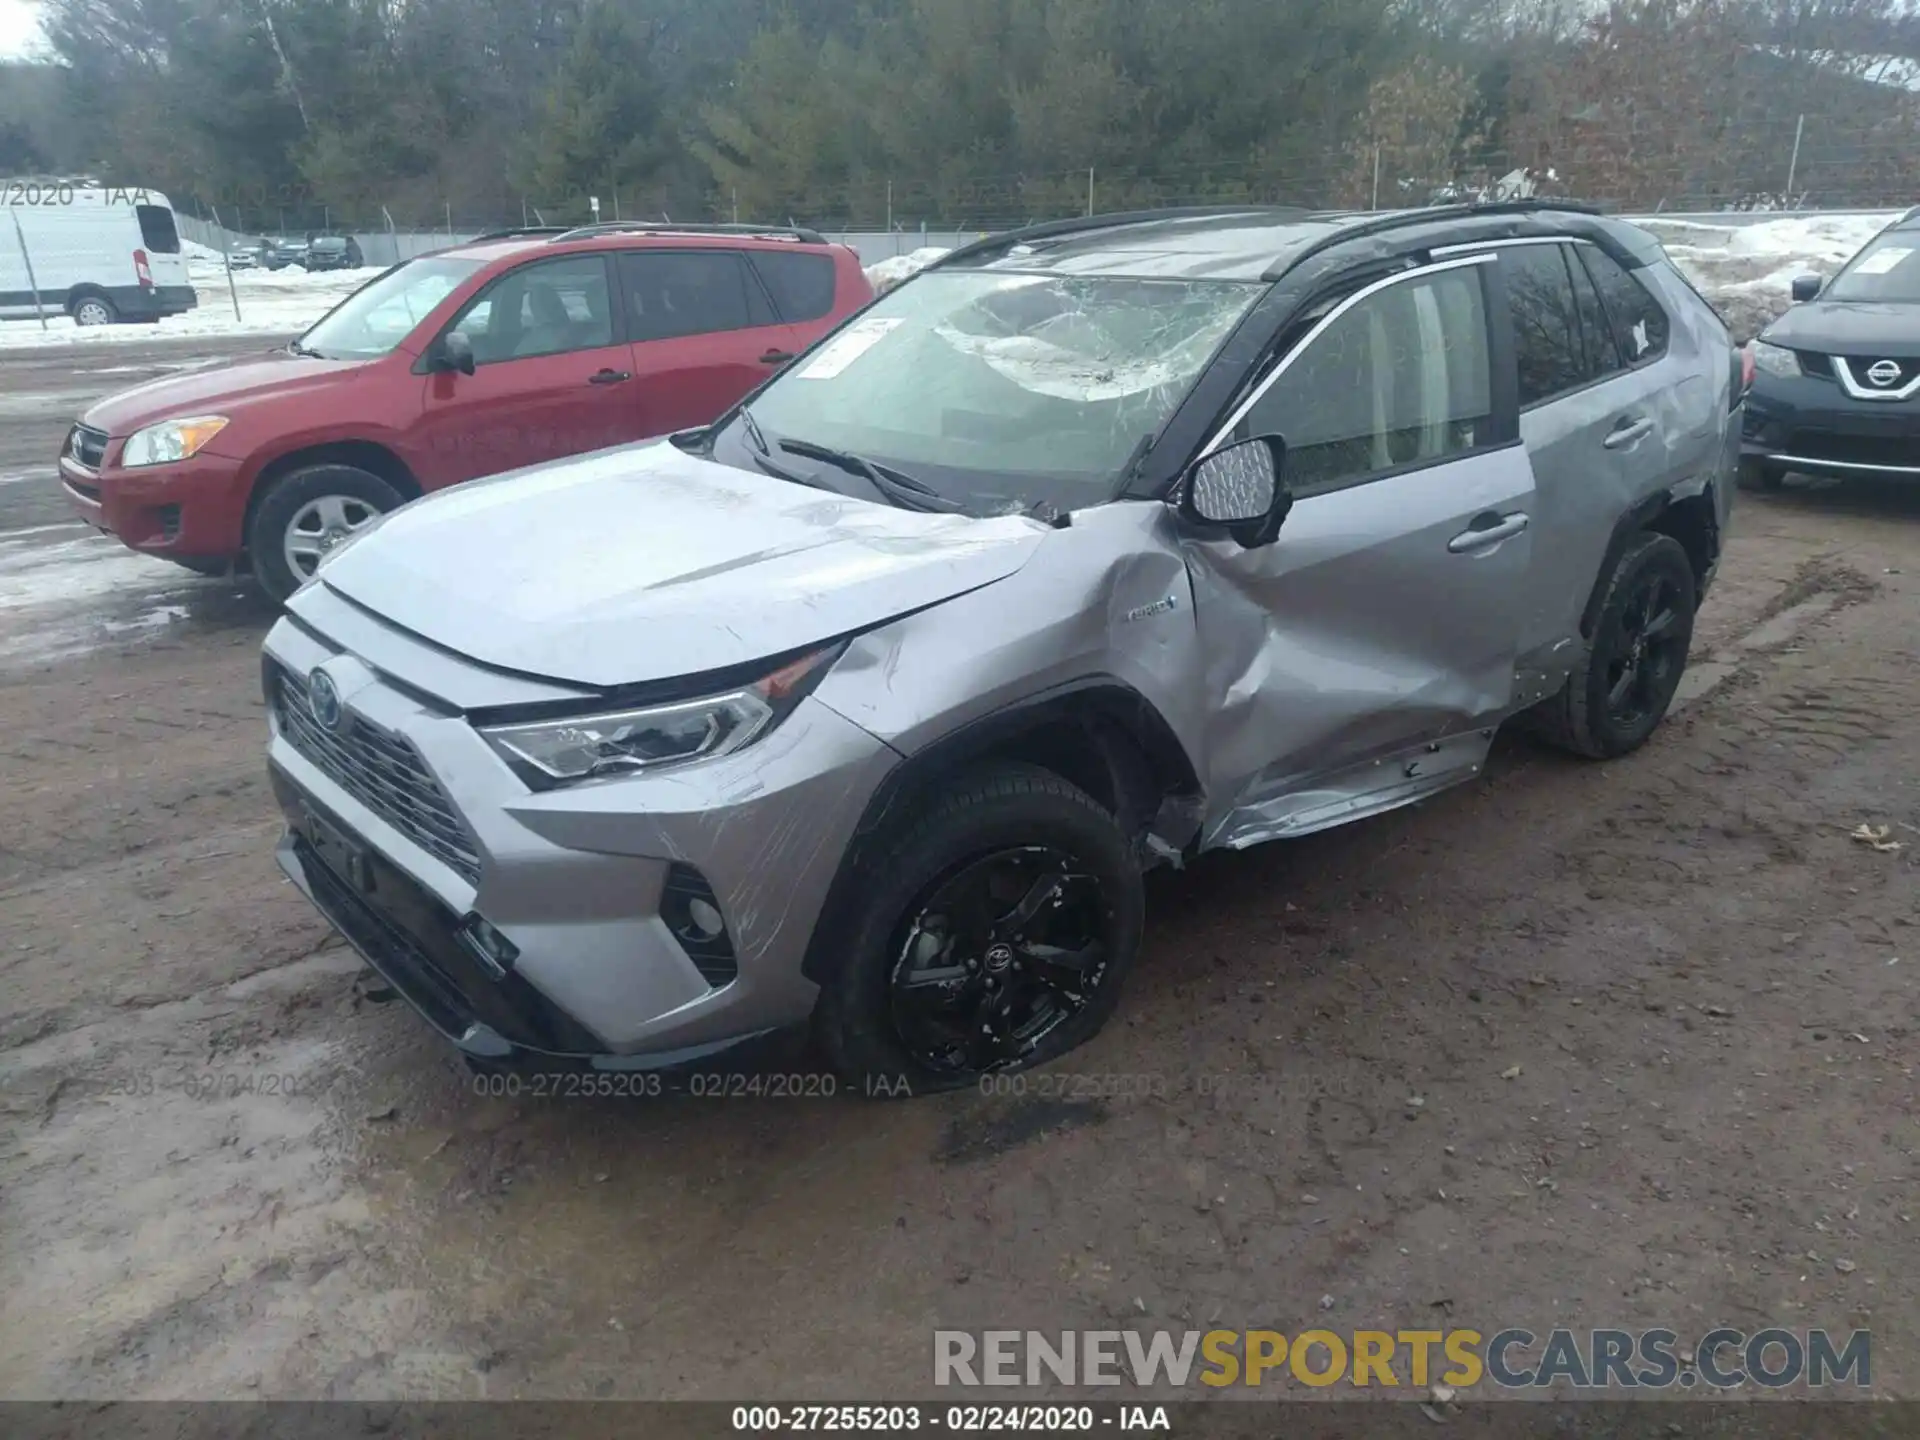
[660,863,738,988]
[686,897,724,939]
[458,914,520,978]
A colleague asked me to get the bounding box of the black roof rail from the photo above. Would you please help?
[932,199,1605,276]
[1899,204,1920,226]
[469,225,572,242]
[934,205,1311,269]
[547,221,828,245]
[1257,198,1607,279]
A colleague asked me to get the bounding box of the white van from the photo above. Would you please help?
[1,181,197,326]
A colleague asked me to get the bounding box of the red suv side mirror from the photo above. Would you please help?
[431,331,477,376]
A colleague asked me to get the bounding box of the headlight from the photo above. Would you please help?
[478,644,843,785]
[1749,341,1800,379]
[120,415,230,467]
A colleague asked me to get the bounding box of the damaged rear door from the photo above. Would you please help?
[1186,255,1536,849]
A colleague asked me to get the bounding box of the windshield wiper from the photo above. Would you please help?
[738,405,773,456]
[288,339,324,358]
[732,407,841,494]
[748,448,840,493]
[776,439,962,514]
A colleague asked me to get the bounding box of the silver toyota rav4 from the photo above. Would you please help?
[263,204,1740,1092]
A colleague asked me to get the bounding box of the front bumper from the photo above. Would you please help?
[60,447,249,559]
[262,615,899,1065]
[1743,370,1920,479]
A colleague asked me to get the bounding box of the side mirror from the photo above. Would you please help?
[433,330,476,376]
[1176,435,1290,548]
[1791,274,1823,303]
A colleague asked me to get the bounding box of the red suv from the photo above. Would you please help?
[59,224,873,599]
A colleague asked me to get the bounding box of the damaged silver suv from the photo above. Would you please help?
[263,204,1739,1092]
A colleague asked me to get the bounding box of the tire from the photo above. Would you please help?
[1530,532,1697,760]
[1738,458,1782,492]
[814,762,1145,1096]
[247,464,404,603]
[70,293,117,327]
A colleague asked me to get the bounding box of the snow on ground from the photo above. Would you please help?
[0,263,384,349]
[1631,212,1897,340]
[0,528,210,665]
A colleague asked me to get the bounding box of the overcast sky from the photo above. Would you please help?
[1,0,46,60]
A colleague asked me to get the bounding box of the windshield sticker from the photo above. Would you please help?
[797,317,905,379]
[1853,246,1913,276]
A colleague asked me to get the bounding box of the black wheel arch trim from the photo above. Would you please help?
[1578,480,1720,640]
[799,677,1201,986]
[241,441,424,544]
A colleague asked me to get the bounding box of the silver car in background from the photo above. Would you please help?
[263,204,1739,1092]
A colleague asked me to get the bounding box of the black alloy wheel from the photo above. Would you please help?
[888,845,1111,1076]
[1601,568,1688,731]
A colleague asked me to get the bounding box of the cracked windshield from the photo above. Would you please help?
[735,271,1262,512]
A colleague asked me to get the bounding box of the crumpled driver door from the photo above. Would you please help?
[1184,256,1536,850]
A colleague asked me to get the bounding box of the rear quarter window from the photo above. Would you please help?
[134,204,181,254]
[1580,247,1670,365]
[749,250,838,322]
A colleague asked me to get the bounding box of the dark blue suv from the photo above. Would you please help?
[1743,206,1920,487]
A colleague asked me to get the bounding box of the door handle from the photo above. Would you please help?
[760,350,795,366]
[1448,511,1530,554]
[587,369,631,385]
[1603,416,1655,449]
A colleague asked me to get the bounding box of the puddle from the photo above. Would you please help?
[0,530,239,666]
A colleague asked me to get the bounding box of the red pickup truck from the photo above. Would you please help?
[60,224,873,599]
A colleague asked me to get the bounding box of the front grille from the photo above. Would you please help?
[1837,355,1920,392]
[284,828,603,1056]
[273,665,482,884]
[1797,352,1835,380]
[66,424,108,470]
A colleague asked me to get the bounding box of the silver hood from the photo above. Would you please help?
[307,441,1047,688]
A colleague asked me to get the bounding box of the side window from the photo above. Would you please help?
[620,251,775,342]
[1242,266,1494,496]
[1567,245,1622,379]
[748,250,838,322]
[1503,245,1589,407]
[1578,248,1669,365]
[446,256,614,364]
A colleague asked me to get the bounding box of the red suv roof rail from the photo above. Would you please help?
[469,226,573,241]
[549,222,829,245]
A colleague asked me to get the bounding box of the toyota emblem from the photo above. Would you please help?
[1866,359,1903,388]
[307,668,343,731]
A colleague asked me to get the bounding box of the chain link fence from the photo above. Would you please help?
[162,112,1919,264]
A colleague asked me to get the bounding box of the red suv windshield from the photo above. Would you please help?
[300,256,484,359]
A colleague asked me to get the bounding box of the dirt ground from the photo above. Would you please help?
[1,335,1916,1404]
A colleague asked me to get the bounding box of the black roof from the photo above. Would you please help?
[939,201,1621,282]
